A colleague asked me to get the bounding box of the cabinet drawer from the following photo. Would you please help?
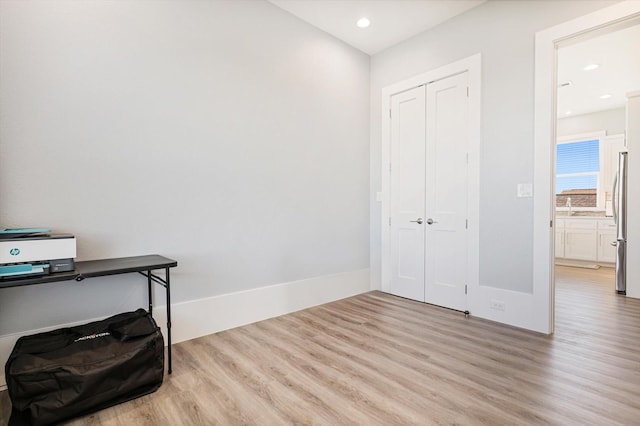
[565,219,597,229]
[597,219,616,230]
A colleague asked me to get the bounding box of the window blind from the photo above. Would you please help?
[556,139,599,195]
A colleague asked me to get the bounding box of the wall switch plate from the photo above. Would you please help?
[517,183,533,198]
[376,192,383,202]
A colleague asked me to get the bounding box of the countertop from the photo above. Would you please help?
[555,211,612,218]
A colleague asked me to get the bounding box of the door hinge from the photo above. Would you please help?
[466,87,469,97]
[389,109,392,118]
[389,163,392,172]
[465,284,468,295]
[550,220,553,228]
[466,153,469,164]
[389,217,391,226]
[465,219,468,229]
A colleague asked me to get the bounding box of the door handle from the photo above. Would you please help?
[410,218,424,224]
[426,218,438,225]
[612,172,618,225]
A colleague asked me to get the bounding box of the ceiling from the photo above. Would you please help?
[268,1,639,119]
[267,0,486,55]
[557,23,640,118]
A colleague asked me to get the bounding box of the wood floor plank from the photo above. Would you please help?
[2,266,640,424]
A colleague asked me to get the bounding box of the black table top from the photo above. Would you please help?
[0,255,177,289]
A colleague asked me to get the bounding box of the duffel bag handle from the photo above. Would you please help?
[108,309,159,341]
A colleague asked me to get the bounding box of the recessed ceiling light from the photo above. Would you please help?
[599,94,612,99]
[357,17,370,28]
[565,110,572,115]
[583,63,599,71]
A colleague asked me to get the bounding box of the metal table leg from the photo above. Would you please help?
[147,272,153,315]
[139,268,173,375]
[165,266,172,374]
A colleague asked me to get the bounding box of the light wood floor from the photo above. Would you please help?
[2,266,639,425]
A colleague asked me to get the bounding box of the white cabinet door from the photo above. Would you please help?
[565,229,597,260]
[555,230,565,258]
[555,219,565,258]
[597,219,617,263]
[564,220,597,261]
[597,229,617,263]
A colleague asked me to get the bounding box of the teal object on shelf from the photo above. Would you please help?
[0,228,52,234]
[0,228,52,239]
[0,264,48,278]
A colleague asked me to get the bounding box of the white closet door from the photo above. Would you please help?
[389,85,426,302]
[424,72,469,311]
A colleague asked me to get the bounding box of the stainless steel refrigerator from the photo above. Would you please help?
[613,151,628,294]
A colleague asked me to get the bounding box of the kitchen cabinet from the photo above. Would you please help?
[555,218,615,264]
[564,219,597,260]
[597,219,617,263]
[555,219,565,258]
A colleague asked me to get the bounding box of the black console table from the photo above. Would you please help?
[0,255,178,374]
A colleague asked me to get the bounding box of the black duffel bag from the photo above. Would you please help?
[5,309,164,425]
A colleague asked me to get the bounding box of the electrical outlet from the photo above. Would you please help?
[490,300,506,311]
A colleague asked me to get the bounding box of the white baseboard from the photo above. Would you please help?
[555,260,601,269]
[0,268,370,390]
[152,268,370,345]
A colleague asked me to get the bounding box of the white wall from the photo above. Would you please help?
[370,0,617,297]
[0,1,370,337]
[626,91,640,298]
[557,107,625,136]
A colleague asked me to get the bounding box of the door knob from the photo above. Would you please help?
[410,218,424,224]
[426,218,437,225]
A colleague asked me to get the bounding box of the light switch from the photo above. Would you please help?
[517,183,533,198]
[376,192,383,202]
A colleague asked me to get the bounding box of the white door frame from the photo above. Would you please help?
[534,1,640,334]
[381,54,481,304]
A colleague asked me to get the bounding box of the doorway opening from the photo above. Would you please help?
[553,20,640,321]
[534,2,640,334]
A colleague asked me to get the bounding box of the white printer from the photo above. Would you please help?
[0,228,76,279]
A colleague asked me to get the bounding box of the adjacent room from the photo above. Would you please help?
[553,22,640,346]
[1,0,639,424]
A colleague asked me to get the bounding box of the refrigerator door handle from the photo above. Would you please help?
[614,151,627,295]
[612,172,618,225]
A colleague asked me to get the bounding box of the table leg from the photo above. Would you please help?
[147,272,153,315]
[165,266,172,374]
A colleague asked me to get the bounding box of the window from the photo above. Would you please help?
[556,138,600,208]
